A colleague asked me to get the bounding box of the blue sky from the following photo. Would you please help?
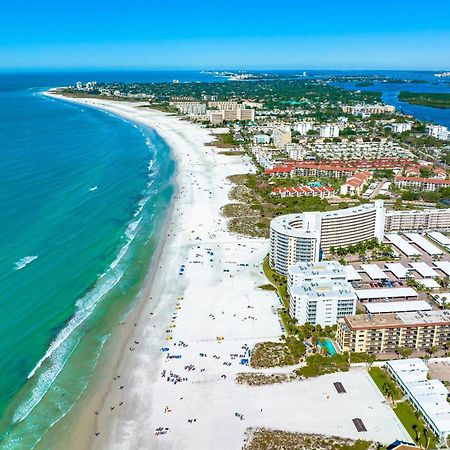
[2,0,450,70]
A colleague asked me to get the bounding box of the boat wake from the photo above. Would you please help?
[14,256,38,270]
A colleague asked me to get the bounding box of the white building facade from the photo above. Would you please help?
[287,261,356,326]
[270,201,385,274]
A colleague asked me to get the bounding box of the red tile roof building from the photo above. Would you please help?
[271,185,335,199]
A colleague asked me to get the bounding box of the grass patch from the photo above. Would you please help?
[394,402,437,449]
[296,353,350,378]
[206,132,236,148]
[219,150,246,156]
[258,284,276,291]
[369,367,402,400]
[243,429,380,450]
[369,367,437,448]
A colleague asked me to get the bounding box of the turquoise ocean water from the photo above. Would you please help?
[0,73,181,448]
[0,70,448,448]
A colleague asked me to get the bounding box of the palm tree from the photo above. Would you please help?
[412,424,419,444]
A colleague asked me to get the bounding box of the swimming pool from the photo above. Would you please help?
[319,338,337,356]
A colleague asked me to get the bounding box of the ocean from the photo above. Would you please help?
[0,70,448,449]
[0,71,222,448]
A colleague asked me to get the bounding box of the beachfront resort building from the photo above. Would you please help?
[287,261,357,326]
[336,310,450,354]
[269,201,385,274]
[387,359,450,442]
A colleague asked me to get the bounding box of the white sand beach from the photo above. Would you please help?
[45,95,411,450]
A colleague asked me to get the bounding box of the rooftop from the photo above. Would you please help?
[343,310,450,330]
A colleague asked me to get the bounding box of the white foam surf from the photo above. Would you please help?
[14,256,38,270]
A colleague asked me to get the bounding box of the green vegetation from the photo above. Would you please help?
[400,185,450,204]
[296,353,350,378]
[399,91,450,109]
[395,403,437,449]
[218,151,246,156]
[76,78,382,112]
[329,238,394,260]
[207,132,236,148]
[243,429,383,450]
[258,283,276,291]
[224,173,336,238]
[369,367,402,401]
[250,337,306,368]
[369,367,437,448]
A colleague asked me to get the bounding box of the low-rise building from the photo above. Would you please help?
[385,208,450,232]
[386,359,450,441]
[340,171,372,196]
[336,310,450,353]
[395,176,450,191]
[342,104,396,115]
[252,134,271,144]
[271,185,334,199]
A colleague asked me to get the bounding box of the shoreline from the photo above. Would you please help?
[38,93,411,450]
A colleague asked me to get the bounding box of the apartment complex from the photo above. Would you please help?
[426,124,449,141]
[278,140,411,161]
[271,185,335,199]
[390,122,412,133]
[336,310,450,353]
[272,126,292,148]
[170,101,207,116]
[395,176,450,192]
[269,201,385,274]
[385,208,450,232]
[171,100,255,123]
[294,121,314,136]
[340,171,372,196]
[319,124,340,138]
[341,104,396,115]
[287,261,356,326]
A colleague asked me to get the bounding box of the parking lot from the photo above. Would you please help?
[347,232,450,309]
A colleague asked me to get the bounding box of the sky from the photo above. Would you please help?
[1,0,450,71]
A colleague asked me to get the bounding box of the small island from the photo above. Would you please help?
[399,91,450,109]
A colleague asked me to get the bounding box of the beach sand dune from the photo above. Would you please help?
[45,96,410,450]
